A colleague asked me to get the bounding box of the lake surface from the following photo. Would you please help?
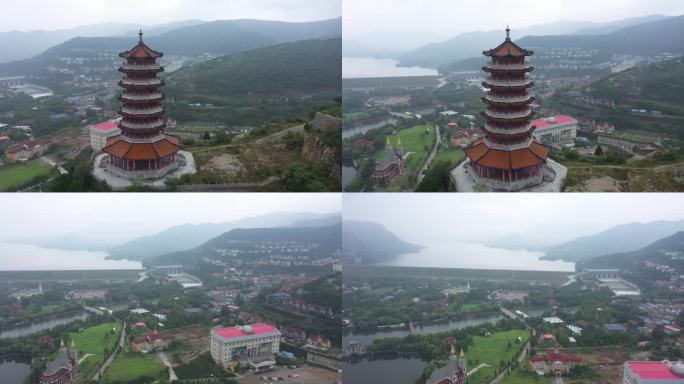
[343,57,438,78]
[342,117,397,139]
[344,313,504,348]
[0,311,88,338]
[380,241,575,272]
[0,243,142,270]
[0,356,31,384]
[342,357,425,384]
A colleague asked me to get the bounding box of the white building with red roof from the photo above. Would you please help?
[624,361,684,383]
[531,115,577,146]
[89,119,122,151]
[210,324,281,372]
[529,348,582,375]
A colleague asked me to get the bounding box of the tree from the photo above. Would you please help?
[594,145,604,156]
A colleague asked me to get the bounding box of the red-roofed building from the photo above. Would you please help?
[131,330,175,353]
[6,140,51,162]
[531,115,577,146]
[280,325,306,343]
[623,361,684,383]
[529,349,582,375]
[451,128,484,147]
[305,335,331,351]
[89,119,121,151]
[210,324,281,371]
[0,136,9,143]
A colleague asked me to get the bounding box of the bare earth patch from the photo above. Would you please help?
[567,176,622,192]
[205,154,245,176]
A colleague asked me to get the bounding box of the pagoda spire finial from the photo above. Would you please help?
[139,29,143,43]
[505,25,511,40]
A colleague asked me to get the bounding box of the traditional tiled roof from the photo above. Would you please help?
[120,32,162,59]
[484,29,532,58]
[465,140,549,170]
[104,135,180,161]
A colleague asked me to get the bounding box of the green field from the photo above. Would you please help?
[499,367,544,384]
[467,329,530,384]
[433,146,464,165]
[70,322,122,378]
[0,160,53,191]
[374,124,435,190]
[101,353,166,384]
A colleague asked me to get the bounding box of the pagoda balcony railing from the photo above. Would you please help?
[484,123,532,136]
[120,78,163,87]
[484,63,533,71]
[483,94,534,104]
[483,137,533,151]
[483,108,532,119]
[120,120,165,130]
[120,63,163,71]
[106,161,179,180]
[121,93,164,101]
[467,164,543,191]
[483,79,533,88]
[120,106,164,115]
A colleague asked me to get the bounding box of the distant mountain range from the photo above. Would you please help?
[541,219,684,262]
[106,212,340,261]
[0,17,341,76]
[0,20,205,64]
[394,14,676,70]
[342,220,422,264]
[148,223,342,266]
[582,230,684,269]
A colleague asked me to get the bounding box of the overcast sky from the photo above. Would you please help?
[0,0,341,32]
[0,193,340,241]
[344,193,684,245]
[344,0,684,39]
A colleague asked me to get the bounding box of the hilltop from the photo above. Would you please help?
[164,38,341,126]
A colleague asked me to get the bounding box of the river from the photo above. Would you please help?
[343,57,438,78]
[0,311,89,339]
[342,116,398,139]
[380,241,575,272]
[342,309,546,384]
[0,356,32,384]
[0,243,142,270]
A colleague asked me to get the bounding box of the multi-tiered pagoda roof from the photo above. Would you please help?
[463,27,550,191]
[103,31,180,177]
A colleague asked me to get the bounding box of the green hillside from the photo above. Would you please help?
[587,58,684,115]
[164,38,341,125]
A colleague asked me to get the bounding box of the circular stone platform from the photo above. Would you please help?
[451,158,567,192]
[92,150,196,190]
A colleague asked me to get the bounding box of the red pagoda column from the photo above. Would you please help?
[103,30,181,178]
[464,27,550,191]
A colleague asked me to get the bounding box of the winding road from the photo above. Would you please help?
[416,123,441,186]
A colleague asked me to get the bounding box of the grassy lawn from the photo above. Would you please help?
[0,160,53,191]
[70,322,121,379]
[373,124,435,191]
[499,367,544,383]
[101,353,166,384]
[41,304,60,313]
[461,303,481,312]
[466,329,530,384]
[433,146,464,165]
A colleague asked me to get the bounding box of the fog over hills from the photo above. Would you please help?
[541,219,684,262]
[391,14,676,69]
[342,220,422,264]
[105,212,341,261]
[0,17,341,76]
[582,230,684,269]
[0,20,205,64]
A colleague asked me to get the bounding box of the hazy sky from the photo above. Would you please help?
[343,193,684,245]
[0,193,340,241]
[344,0,684,39]
[0,0,341,32]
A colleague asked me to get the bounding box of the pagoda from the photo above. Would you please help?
[462,27,551,191]
[102,30,181,179]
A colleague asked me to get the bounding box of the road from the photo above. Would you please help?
[488,342,531,384]
[158,351,178,382]
[416,123,441,186]
[91,322,126,381]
